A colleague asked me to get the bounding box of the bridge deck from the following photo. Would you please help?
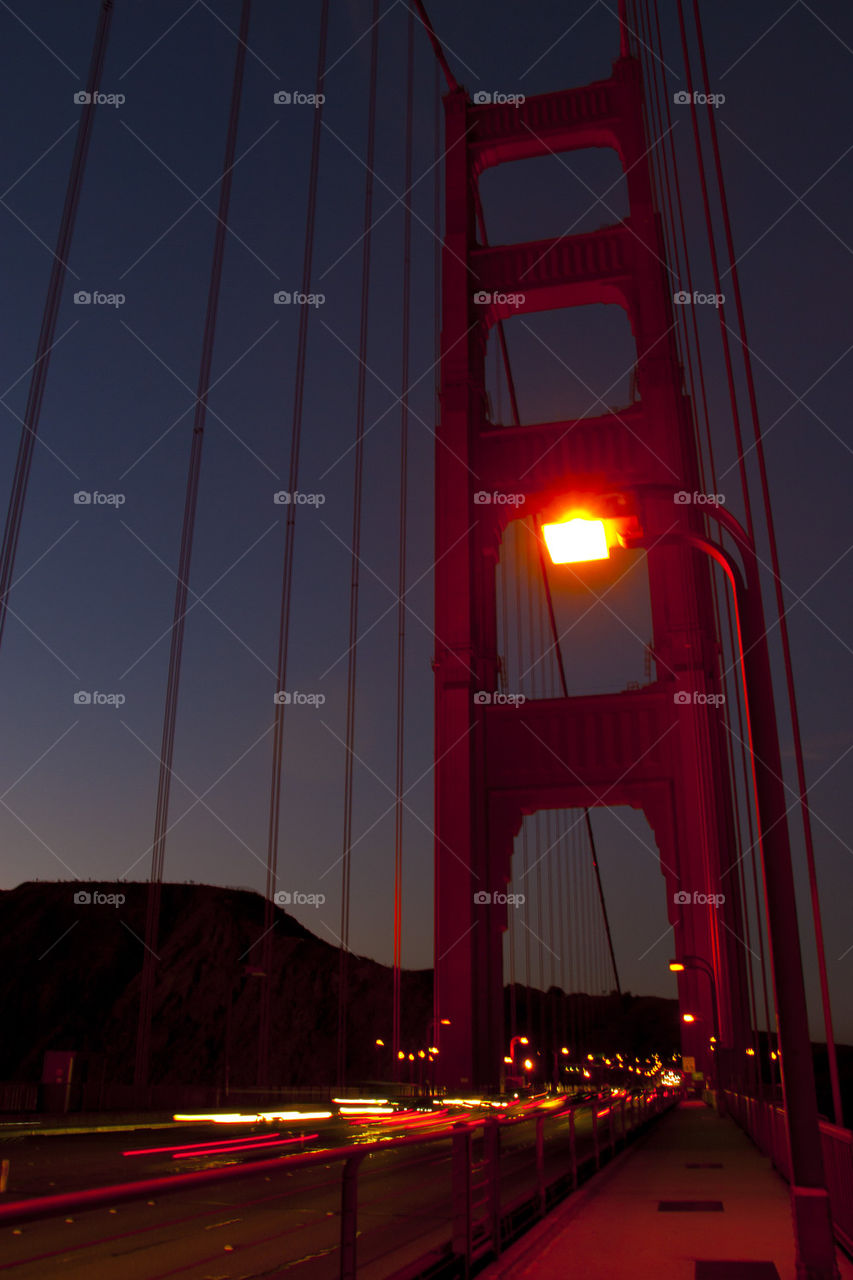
[482,1100,853,1280]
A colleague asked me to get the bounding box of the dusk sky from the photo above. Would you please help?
[0,1,851,1040]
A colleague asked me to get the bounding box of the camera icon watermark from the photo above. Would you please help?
[273,290,325,308]
[73,887,126,906]
[473,691,526,707]
[473,290,525,308]
[274,889,325,907]
[673,490,725,506]
[673,90,725,108]
[673,889,726,907]
[273,690,326,707]
[473,890,525,906]
[472,91,525,107]
[74,90,125,108]
[73,290,126,307]
[74,690,126,707]
[673,690,725,707]
[273,90,325,107]
[74,490,125,506]
[273,490,325,506]
[473,490,525,507]
[673,289,725,308]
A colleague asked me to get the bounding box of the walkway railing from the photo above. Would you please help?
[0,1090,675,1278]
[724,1091,853,1256]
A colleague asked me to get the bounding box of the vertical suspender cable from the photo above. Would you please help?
[641,0,769,1079]
[258,0,330,1086]
[392,2,415,1074]
[647,0,765,1072]
[0,0,115,654]
[135,0,252,1090]
[690,0,843,1130]
[674,0,786,1096]
[337,0,381,1089]
[432,55,442,1050]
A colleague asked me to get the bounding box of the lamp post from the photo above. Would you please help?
[670,955,725,1111]
[544,501,838,1277]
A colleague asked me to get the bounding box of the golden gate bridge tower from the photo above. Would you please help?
[432,41,748,1095]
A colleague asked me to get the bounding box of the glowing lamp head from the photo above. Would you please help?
[522,1058,534,1071]
[682,1013,696,1024]
[543,516,609,564]
[669,961,685,972]
[504,1056,513,1065]
[519,1036,529,1045]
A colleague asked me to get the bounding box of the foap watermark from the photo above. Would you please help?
[473,691,526,707]
[273,490,325,506]
[473,290,525,308]
[673,490,725,506]
[273,290,325,307]
[673,890,726,907]
[274,889,325,907]
[274,690,326,707]
[673,289,725,308]
[73,888,126,907]
[74,690,126,707]
[273,90,325,107]
[472,91,526,107]
[74,490,125,506]
[673,90,725,108]
[73,290,125,308]
[474,490,525,507]
[474,890,526,906]
[74,90,125,108]
[673,690,725,707]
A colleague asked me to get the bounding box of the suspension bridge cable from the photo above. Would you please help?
[135,0,253,1090]
[392,1,415,1073]
[690,0,843,1127]
[257,0,330,1087]
[337,0,381,1089]
[432,55,442,1048]
[635,0,730,1045]
[409,0,458,92]
[646,0,765,1071]
[0,0,115,656]
[638,0,767,1075]
[673,0,788,1095]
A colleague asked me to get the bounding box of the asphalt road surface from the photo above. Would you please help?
[0,1098,647,1277]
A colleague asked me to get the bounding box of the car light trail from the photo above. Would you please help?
[173,1111,332,1124]
[170,1134,318,1158]
[124,1133,282,1157]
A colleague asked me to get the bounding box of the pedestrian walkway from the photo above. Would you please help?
[483,1100,853,1280]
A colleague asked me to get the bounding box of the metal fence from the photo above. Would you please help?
[0,1091,674,1278]
[724,1090,853,1256]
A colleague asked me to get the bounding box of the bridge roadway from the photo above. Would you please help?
[482,1100,853,1280]
[0,1095,625,1277]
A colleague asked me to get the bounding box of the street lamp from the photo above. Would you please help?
[669,955,725,1102]
[544,497,837,1275]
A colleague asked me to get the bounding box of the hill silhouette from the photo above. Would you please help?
[1,880,681,1092]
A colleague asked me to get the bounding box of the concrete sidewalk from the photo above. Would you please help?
[483,1100,853,1280]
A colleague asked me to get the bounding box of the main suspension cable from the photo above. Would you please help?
[0,0,115,655]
